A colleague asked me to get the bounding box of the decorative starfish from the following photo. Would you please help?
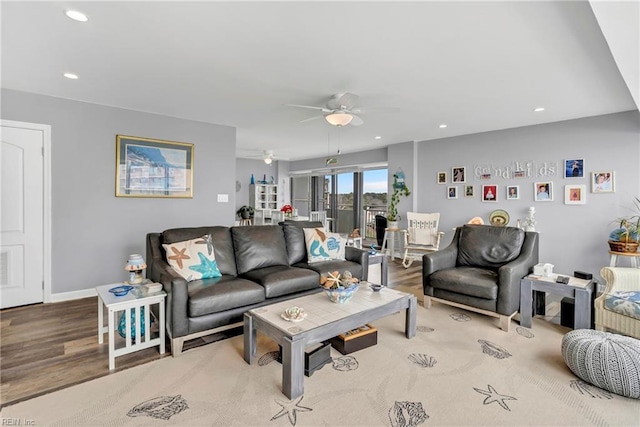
[270,396,312,426]
[188,252,220,277]
[168,246,190,269]
[473,384,517,411]
[194,234,214,256]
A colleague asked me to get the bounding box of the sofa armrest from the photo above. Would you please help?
[496,231,539,315]
[598,267,640,302]
[345,246,369,281]
[152,261,189,338]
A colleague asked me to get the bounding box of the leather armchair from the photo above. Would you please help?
[423,224,539,331]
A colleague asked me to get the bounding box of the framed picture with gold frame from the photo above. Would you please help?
[116,135,194,198]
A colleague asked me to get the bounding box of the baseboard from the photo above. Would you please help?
[49,288,97,303]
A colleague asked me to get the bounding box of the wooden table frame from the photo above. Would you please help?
[244,289,417,399]
[96,283,166,370]
[520,275,595,330]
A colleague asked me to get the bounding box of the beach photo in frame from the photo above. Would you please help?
[452,166,466,183]
[534,181,553,201]
[565,184,586,205]
[437,171,447,184]
[564,159,584,178]
[464,185,474,198]
[116,135,194,198]
[506,185,519,200]
[447,186,458,199]
[591,171,615,193]
[482,185,497,202]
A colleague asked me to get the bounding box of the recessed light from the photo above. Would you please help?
[63,73,79,80]
[374,136,382,140]
[65,10,88,22]
[533,107,545,112]
[439,124,447,128]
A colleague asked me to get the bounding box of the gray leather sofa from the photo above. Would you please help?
[146,221,368,355]
[423,224,539,331]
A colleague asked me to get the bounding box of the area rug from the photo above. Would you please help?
[2,298,639,426]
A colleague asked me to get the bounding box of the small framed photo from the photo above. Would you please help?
[482,185,497,202]
[564,159,584,178]
[447,186,458,199]
[506,185,519,200]
[513,170,526,179]
[464,185,474,198]
[452,166,466,183]
[437,171,447,184]
[565,185,586,205]
[591,171,615,193]
[534,181,553,201]
[480,173,492,180]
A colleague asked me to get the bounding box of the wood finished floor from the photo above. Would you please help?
[0,257,423,407]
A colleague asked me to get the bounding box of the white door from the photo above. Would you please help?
[1,122,46,308]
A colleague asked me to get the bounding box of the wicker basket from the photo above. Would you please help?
[608,240,640,253]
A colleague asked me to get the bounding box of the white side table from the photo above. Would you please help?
[96,283,166,370]
[382,228,402,260]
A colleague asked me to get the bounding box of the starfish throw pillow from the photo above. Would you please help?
[162,234,221,281]
[303,227,346,264]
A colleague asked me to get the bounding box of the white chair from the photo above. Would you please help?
[401,212,444,268]
[253,209,268,225]
[595,267,640,339]
[310,211,330,230]
[270,210,285,224]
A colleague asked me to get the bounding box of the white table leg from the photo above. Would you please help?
[609,254,618,267]
[98,296,104,344]
[108,308,115,370]
[159,300,166,355]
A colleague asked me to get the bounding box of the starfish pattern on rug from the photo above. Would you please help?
[188,252,220,276]
[270,396,312,426]
[168,247,190,269]
[473,384,517,411]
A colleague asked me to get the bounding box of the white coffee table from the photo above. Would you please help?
[96,283,166,370]
[244,287,417,399]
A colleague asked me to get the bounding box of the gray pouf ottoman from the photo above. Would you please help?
[561,329,640,399]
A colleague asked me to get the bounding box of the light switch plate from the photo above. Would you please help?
[217,194,229,203]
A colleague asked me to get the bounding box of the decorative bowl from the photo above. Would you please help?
[323,283,359,303]
[109,285,133,296]
[369,283,384,293]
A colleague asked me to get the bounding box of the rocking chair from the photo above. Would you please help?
[401,212,444,268]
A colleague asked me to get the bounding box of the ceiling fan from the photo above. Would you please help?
[286,92,367,127]
[238,149,284,164]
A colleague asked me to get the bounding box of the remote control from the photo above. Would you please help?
[556,276,569,284]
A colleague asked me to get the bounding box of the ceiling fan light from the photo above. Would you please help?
[325,112,353,127]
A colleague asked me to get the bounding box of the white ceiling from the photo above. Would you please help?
[2,1,638,161]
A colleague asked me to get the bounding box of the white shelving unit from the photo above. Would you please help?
[250,184,279,211]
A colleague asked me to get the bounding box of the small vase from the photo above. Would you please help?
[388,220,399,229]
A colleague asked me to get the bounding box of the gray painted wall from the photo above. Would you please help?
[2,89,236,294]
[407,111,640,280]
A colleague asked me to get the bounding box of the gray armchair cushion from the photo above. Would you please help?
[457,225,525,269]
[429,266,498,300]
[162,226,237,276]
[231,226,289,274]
[187,276,265,317]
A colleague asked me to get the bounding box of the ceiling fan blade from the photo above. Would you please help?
[349,114,364,126]
[285,103,330,112]
[299,115,324,123]
[327,92,359,110]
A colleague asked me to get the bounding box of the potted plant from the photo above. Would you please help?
[236,205,255,220]
[387,172,410,228]
[608,196,640,252]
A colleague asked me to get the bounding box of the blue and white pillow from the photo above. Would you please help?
[162,234,221,281]
[303,227,346,264]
